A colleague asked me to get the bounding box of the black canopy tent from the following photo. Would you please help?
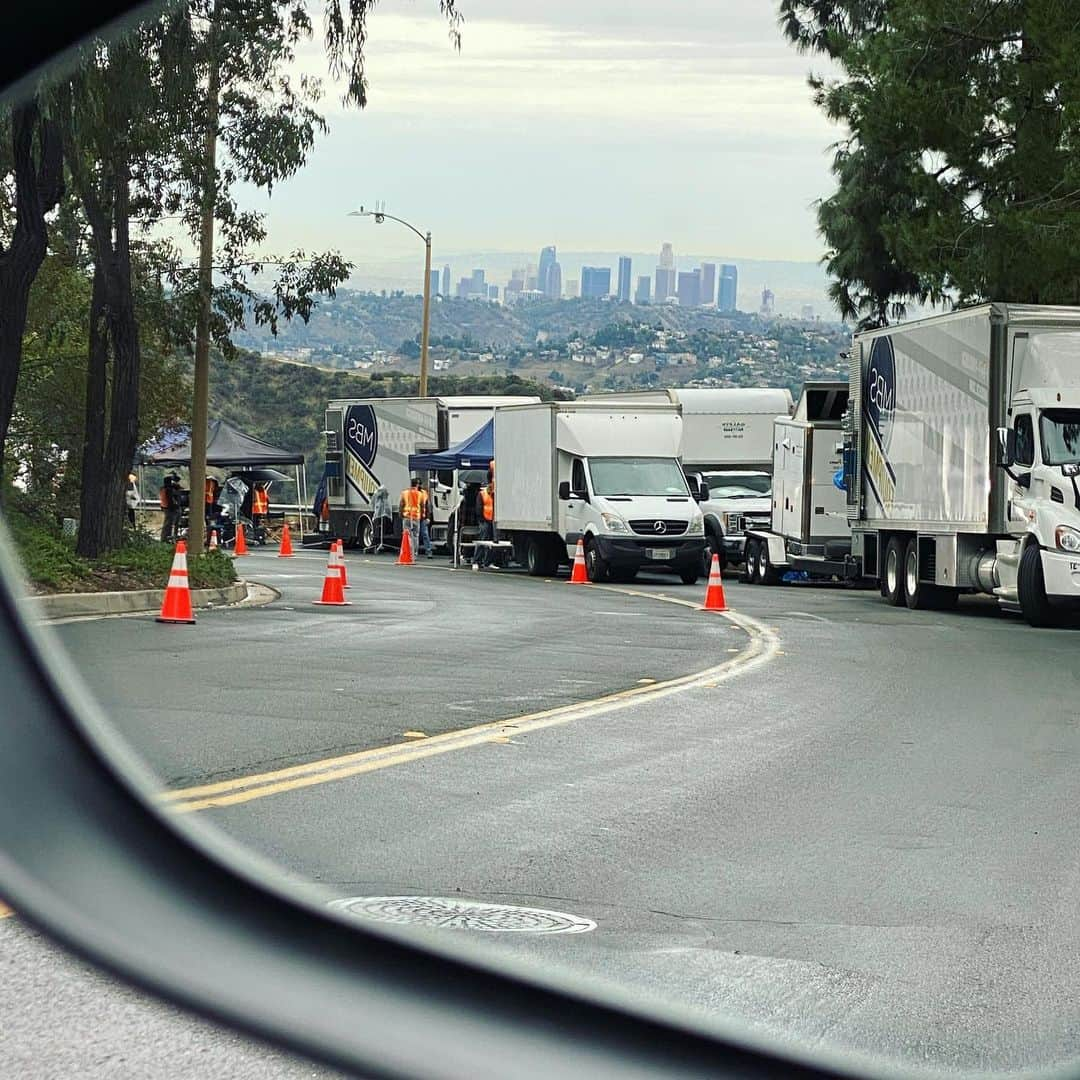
[144,420,309,541]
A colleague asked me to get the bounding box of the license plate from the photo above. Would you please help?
[646,548,673,560]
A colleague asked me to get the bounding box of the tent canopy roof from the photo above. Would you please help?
[147,420,304,468]
[408,419,494,472]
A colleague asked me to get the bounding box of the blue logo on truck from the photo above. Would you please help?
[865,336,896,451]
[343,405,380,501]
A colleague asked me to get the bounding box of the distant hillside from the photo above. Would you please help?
[206,349,556,487]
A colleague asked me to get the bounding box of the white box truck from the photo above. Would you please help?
[578,388,793,572]
[493,401,707,583]
[745,306,1080,626]
[322,395,537,548]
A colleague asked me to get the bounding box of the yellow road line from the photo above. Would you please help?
[162,594,779,814]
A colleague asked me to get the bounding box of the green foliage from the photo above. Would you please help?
[780,0,1080,325]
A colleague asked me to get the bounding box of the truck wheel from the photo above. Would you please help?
[525,536,553,577]
[882,536,906,606]
[1018,543,1058,627]
[584,537,609,583]
[903,538,929,610]
[742,540,759,584]
[679,568,699,586]
[758,542,781,586]
[357,516,374,551]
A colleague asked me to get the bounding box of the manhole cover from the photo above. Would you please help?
[328,896,596,934]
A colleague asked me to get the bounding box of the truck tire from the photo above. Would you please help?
[679,567,699,586]
[882,536,906,606]
[756,541,781,586]
[903,538,928,609]
[742,539,759,584]
[356,516,374,551]
[584,537,609,583]
[525,535,556,577]
[1018,543,1058,627]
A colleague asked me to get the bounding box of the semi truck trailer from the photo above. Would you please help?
[745,305,1080,626]
[579,387,793,572]
[492,401,706,583]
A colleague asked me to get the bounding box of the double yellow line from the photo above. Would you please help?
[161,600,777,815]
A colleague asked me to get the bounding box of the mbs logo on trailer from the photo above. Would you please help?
[863,336,897,509]
[344,405,380,501]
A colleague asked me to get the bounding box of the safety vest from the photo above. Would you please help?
[401,488,423,520]
[480,488,494,522]
[159,486,170,509]
[205,478,218,504]
[252,488,269,514]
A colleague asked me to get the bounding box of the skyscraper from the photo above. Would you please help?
[759,286,775,317]
[659,242,674,269]
[634,275,651,304]
[546,261,562,299]
[617,256,632,302]
[429,270,440,298]
[441,264,450,297]
[538,246,557,296]
[655,267,676,302]
[719,265,738,312]
[677,269,701,308]
[472,269,486,293]
[700,263,716,306]
[581,266,611,299]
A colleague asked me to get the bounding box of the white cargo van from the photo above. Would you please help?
[493,402,706,583]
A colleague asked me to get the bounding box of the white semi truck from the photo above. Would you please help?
[322,395,537,548]
[579,388,793,572]
[745,305,1080,626]
[492,401,707,583]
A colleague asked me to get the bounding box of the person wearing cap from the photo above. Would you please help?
[124,473,140,527]
[399,477,424,555]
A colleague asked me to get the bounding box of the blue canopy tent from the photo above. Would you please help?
[407,418,494,473]
[408,419,495,567]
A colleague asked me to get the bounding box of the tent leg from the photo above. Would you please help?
[296,464,305,544]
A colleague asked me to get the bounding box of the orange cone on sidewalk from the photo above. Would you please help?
[701,553,727,612]
[568,538,588,584]
[277,522,294,558]
[234,521,249,556]
[208,529,219,551]
[397,527,414,566]
[156,540,196,624]
[335,539,350,588]
[312,546,351,606]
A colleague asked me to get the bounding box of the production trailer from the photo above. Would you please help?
[579,387,793,572]
[745,306,1080,626]
[492,401,707,583]
[322,395,537,548]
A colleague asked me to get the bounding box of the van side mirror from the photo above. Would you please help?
[997,426,1016,468]
[558,481,571,501]
[695,481,709,503]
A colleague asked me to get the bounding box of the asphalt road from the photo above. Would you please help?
[9,548,1080,1077]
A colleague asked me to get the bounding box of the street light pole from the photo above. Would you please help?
[348,207,432,397]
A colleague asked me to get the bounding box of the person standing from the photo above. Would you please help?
[418,482,434,559]
[473,480,495,570]
[124,473,140,528]
[159,474,180,543]
[251,481,269,534]
[399,477,423,555]
[204,475,221,529]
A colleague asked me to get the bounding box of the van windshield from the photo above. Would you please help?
[1040,409,1080,465]
[588,458,689,497]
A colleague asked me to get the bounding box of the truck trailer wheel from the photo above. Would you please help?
[1018,543,1058,627]
[903,539,929,609]
[356,516,374,551]
[702,533,723,577]
[584,537,610,583]
[742,540,759,584]
[756,541,781,586]
[525,535,557,577]
[882,536,906,606]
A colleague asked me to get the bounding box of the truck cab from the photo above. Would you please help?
[690,470,772,571]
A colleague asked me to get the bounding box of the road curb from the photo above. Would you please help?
[21,581,250,621]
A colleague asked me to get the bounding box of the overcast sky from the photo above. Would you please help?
[238,0,842,268]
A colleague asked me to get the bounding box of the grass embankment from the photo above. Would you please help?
[4,496,237,595]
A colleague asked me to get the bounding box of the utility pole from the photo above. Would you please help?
[420,231,432,397]
[189,3,219,554]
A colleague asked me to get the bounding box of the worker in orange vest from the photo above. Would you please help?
[204,475,221,534]
[399,477,424,555]
[473,480,495,571]
[251,482,269,531]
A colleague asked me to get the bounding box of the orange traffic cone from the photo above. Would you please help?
[208,529,219,551]
[278,522,294,558]
[568,538,588,584]
[234,521,249,556]
[701,553,727,612]
[397,527,414,565]
[336,539,350,588]
[157,540,196,624]
[312,547,351,606]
